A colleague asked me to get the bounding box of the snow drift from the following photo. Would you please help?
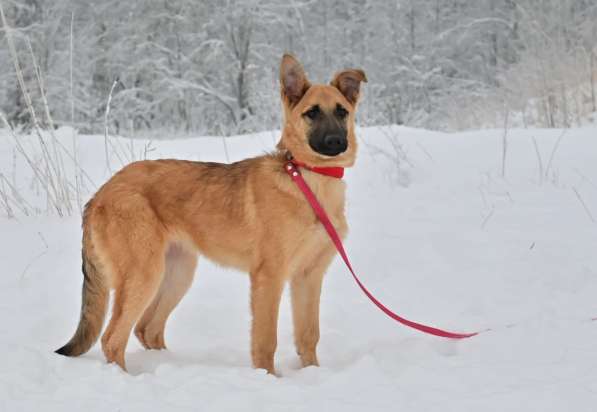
[1,125,596,411]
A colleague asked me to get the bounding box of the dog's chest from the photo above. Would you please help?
[286,177,347,275]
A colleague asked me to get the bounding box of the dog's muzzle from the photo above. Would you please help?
[309,134,348,157]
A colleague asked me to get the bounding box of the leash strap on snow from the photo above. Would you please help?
[285,162,479,339]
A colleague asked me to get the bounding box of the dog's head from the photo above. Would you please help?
[278,54,367,168]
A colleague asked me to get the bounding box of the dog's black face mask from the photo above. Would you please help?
[303,104,349,157]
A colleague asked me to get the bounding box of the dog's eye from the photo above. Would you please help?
[303,106,320,120]
[335,105,349,119]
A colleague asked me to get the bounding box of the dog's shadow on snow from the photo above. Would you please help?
[79,336,462,377]
[81,344,250,376]
[127,346,250,376]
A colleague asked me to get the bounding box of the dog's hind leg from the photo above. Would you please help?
[134,243,197,350]
[291,246,336,368]
[98,207,167,371]
[100,256,165,370]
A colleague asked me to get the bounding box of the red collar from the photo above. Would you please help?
[290,159,344,179]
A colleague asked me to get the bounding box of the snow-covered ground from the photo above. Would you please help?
[1,125,596,411]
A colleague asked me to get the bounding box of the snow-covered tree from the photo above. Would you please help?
[1,0,595,134]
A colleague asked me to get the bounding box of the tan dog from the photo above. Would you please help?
[55,54,366,375]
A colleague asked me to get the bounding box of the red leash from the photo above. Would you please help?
[286,161,479,339]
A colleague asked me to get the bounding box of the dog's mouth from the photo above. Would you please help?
[308,135,348,157]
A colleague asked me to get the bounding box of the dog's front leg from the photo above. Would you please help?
[291,247,336,368]
[249,264,285,375]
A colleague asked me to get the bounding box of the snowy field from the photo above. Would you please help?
[1,125,596,411]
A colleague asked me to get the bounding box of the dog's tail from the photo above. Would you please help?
[55,245,109,357]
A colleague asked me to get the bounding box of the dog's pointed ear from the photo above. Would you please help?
[280,54,311,107]
[330,69,367,105]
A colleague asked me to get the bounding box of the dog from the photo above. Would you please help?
[55,54,367,375]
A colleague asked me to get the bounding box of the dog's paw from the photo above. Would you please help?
[299,351,319,368]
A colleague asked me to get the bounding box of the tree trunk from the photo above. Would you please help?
[408,1,415,53]
[589,49,597,113]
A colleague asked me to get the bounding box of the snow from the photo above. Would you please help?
[1,125,597,411]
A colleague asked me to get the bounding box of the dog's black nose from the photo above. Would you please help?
[323,134,347,154]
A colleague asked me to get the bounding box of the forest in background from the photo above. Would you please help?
[1,0,596,136]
